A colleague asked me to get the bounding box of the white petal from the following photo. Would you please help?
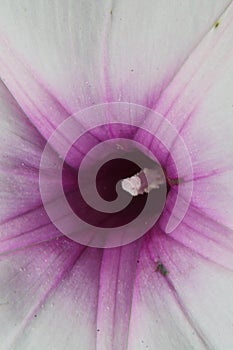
[0,81,73,248]
[0,239,101,350]
[0,237,144,350]
[0,0,230,113]
[0,81,44,222]
[154,3,233,229]
[127,231,233,350]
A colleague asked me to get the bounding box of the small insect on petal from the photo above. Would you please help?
[214,20,220,28]
[155,261,169,276]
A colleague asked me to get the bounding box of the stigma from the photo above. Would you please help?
[121,167,165,196]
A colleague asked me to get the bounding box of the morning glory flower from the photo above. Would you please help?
[0,1,233,350]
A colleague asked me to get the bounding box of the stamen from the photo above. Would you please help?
[121,167,165,196]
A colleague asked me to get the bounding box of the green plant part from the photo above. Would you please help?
[167,177,183,186]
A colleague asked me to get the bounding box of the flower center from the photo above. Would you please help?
[66,144,167,235]
[40,102,193,248]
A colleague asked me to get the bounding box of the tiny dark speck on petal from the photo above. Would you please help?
[34,314,37,318]
[214,20,220,28]
[97,329,100,332]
